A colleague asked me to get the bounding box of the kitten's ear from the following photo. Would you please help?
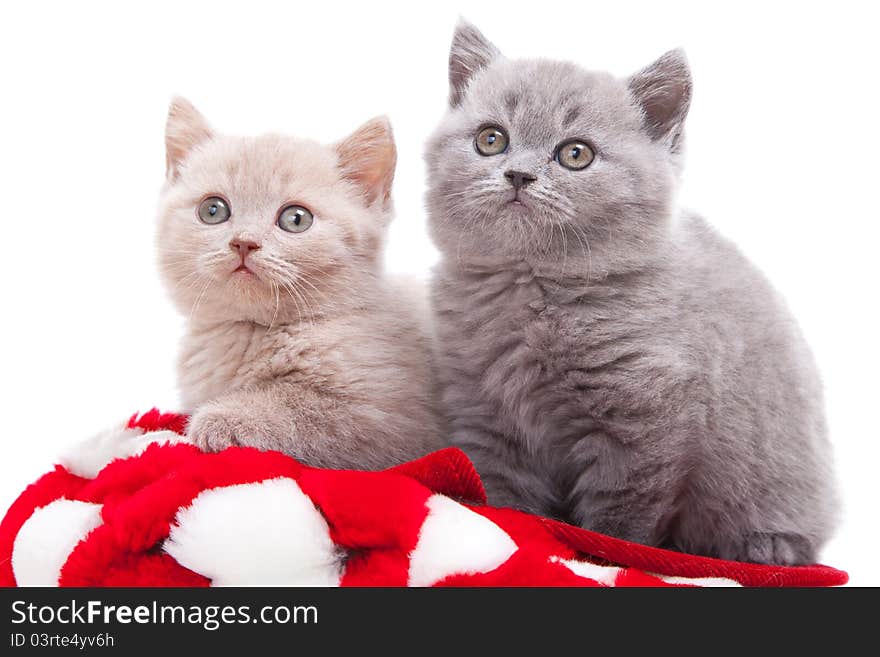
[165,96,214,180]
[335,116,397,207]
[449,19,501,107]
[627,49,692,149]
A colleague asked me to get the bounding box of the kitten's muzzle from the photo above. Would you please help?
[229,238,261,276]
[504,170,537,190]
[229,238,261,258]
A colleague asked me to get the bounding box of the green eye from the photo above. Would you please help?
[475,125,509,156]
[556,140,595,170]
[277,205,314,233]
[198,196,231,224]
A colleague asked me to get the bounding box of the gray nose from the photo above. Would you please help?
[504,170,537,190]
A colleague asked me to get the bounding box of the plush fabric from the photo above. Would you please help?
[0,410,847,587]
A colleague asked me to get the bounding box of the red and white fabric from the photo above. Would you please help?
[0,410,847,587]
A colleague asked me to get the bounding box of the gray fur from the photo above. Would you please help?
[425,21,838,564]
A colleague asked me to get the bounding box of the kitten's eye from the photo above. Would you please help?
[475,125,509,156]
[197,196,231,224]
[556,140,595,170]
[277,205,314,233]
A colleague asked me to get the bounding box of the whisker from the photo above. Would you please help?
[189,275,213,322]
[267,280,280,334]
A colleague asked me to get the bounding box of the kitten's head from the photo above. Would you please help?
[426,21,692,276]
[158,98,396,325]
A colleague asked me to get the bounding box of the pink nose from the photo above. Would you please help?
[229,238,261,258]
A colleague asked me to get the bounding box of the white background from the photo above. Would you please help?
[1,1,877,585]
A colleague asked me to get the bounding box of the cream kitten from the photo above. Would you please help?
[158,98,444,469]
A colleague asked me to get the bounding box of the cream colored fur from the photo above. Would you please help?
[158,98,444,469]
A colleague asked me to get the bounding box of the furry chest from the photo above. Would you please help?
[439,267,661,449]
[442,272,590,427]
[178,323,314,408]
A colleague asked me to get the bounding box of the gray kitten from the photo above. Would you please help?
[426,21,838,564]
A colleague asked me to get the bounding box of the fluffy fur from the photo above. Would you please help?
[13,499,104,586]
[425,21,838,564]
[165,478,344,586]
[60,427,184,478]
[158,99,444,469]
[6,432,844,586]
[407,494,518,586]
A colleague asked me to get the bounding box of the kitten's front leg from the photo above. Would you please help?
[569,490,674,547]
[187,387,291,454]
[453,427,562,519]
[565,436,683,547]
[186,380,414,470]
